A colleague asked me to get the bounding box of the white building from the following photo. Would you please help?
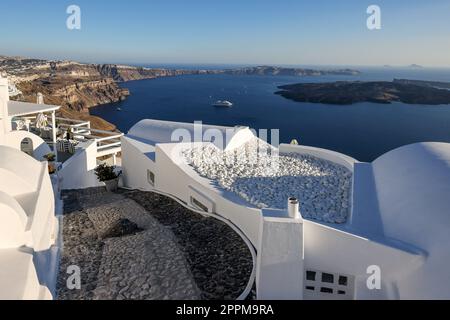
[121,119,450,300]
[0,76,121,299]
[0,77,59,300]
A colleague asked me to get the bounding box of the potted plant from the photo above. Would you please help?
[43,152,56,162]
[94,163,122,192]
[43,153,56,175]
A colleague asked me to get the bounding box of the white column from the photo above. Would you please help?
[51,111,57,145]
[51,111,58,162]
[0,77,11,136]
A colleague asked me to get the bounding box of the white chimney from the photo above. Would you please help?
[37,92,44,104]
[288,197,302,220]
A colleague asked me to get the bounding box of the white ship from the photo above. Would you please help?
[213,100,233,107]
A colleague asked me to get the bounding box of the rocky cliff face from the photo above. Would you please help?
[51,78,130,111]
[16,77,129,112]
[221,66,360,76]
[94,64,202,82]
[14,77,129,131]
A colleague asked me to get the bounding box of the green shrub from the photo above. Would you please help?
[43,153,56,162]
[94,164,122,182]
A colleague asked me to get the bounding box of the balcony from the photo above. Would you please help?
[11,114,123,165]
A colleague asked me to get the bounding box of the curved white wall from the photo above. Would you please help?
[371,142,450,298]
[3,131,52,161]
[0,145,44,196]
[59,141,103,190]
[0,145,57,300]
[279,144,358,171]
[0,191,28,248]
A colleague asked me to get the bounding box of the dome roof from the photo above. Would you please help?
[371,142,450,298]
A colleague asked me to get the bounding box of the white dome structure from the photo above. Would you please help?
[371,142,450,298]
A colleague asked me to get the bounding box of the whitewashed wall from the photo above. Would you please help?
[3,130,52,161]
[59,141,103,190]
[121,136,158,191]
[0,146,56,300]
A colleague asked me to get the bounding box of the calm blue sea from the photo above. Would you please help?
[90,66,450,162]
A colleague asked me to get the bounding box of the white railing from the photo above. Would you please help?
[54,117,91,135]
[13,116,123,164]
[51,117,123,163]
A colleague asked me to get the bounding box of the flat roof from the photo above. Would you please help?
[7,101,60,117]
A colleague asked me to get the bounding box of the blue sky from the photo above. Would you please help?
[0,0,449,66]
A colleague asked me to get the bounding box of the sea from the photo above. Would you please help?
[90,65,450,162]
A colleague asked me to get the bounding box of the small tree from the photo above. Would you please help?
[94,164,121,182]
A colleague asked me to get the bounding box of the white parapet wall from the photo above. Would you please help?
[0,145,57,300]
[256,208,304,300]
[279,144,358,171]
[59,140,103,190]
[120,136,158,191]
[3,130,52,161]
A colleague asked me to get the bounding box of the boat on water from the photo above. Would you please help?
[213,100,233,107]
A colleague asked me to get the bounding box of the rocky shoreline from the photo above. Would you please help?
[57,187,254,300]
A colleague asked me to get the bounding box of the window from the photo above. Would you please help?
[320,287,333,294]
[188,186,215,213]
[20,138,34,156]
[306,271,316,281]
[191,197,208,212]
[322,273,334,283]
[304,269,354,300]
[339,276,348,286]
[147,170,155,186]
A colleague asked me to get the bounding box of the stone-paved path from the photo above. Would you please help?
[57,188,253,300]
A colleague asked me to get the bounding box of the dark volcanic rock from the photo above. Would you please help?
[100,218,143,239]
[276,80,450,105]
[222,65,360,76]
[123,190,254,300]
